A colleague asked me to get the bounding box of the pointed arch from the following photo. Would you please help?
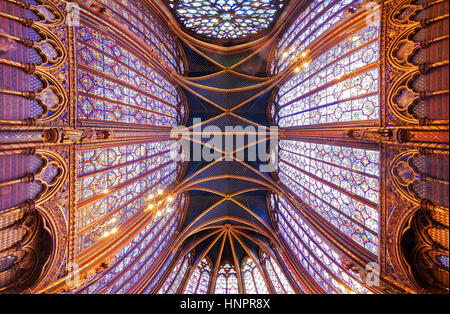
[261,251,295,294]
[241,256,269,294]
[214,263,239,294]
[183,257,213,294]
[158,252,192,294]
[269,192,376,294]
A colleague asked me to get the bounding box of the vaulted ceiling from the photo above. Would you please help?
[172,33,281,266]
[0,0,448,295]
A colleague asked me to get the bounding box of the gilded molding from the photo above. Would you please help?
[385,0,449,125]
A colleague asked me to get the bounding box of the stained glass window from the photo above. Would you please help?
[271,193,372,294]
[270,0,381,289]
[277,140,379,255]
[78,194,184,294]
[90,0,184,73]
[184,258,212,294]
[438,255,449,269]
[214,263,239,294]
[166,0,285,40]
[275,22,380,127]
[271,0,364,74]
[75,140,181,253]
[262,252,295,294]
[158,253,192,294]
[75,24,185,127]
[143,253,176,294]
[241,257,269,294]
[74,6,187,253]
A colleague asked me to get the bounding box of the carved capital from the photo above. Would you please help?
[95,130,111,140]
[20,200,36,212]
[42,128,61,143]
[392,129,411,144]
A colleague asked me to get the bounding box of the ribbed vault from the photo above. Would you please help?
[1,0,448,296]
[172,38,283,268]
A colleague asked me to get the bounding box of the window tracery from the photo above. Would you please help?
[75,141,181,253]
[166,0,285,40]
[214,263,239,294]
[158,252,192,294]
[277,140,380,255]
[241,256,269,294]
[270,193,373,294]
[274,22,380,127]
[79,194,184,294]
[90,0,185,73]
[262,252,295,294]
[271,0,364,74]
[271,2,381,257]
[75,24,185,127]
[184,258,212,294]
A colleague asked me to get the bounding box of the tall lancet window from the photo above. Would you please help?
[270,0,381,257]
[184,258,212,294]
[78,194,185,294]
[158,253,192,294]
[75,24,185,127]
[90,0,185,73]
[75,141,182,253]
[73,5,186,254]
[262,252,295,294]
[273,21,380,127]
[215,264,239,294]
[271,0,366,74]
[270,193,373,294]
[277,140,380,255]
[242,257,269,294]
